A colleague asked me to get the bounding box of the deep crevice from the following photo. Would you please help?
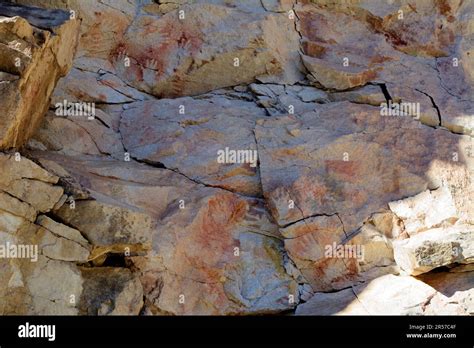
[415,88,442,126]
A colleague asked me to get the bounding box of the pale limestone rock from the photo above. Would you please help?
[281,215,358,292]
[29,152,298,315]
[51,67,146,104]
[30,111,125,158]
[0,153,58,184]
[256,102,472,291]
[0,191,36,222]
[368,211,404,239]
[22,0,303,100]
[36,215,89,247]
[290,268,474,315]
[38,228,90,263]
[389,187,459,235]
[296,1,474,134]
[394,224,474,275]
[328,85,387,106]
[0,3,79,149]
[56,200,154,247]
[350,224,394,273]
[296,288,369,315]
[110,3,303,97]
[256,102,472,232]
[417,268,474,315]
[25,256,83,315]
[3,0,473,316]
[0,153,63,212]
[120,96,266,196]
[0,210,31,235]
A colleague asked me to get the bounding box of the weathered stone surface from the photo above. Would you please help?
[15,0,303,101]
[0,191,36,222]
[0,3,79,149]
[256,101,472,290]
[30,152,298,314]
[25,256,83,315]
[297,271,473,315]
[256,102,472,231]
[416,267,474,315]
[282,215,358,291]
[297,1,474,134]
[38,227,90,262]
[78,267,143,315]
[250,82,329,116]
[36,215,89,247]
[1,0,472,317]
[30,110,125,158]
[296,287,369,315]
[56,200,154,247]
[51,67,149,104]
[0,153,63,212]
[110,3,303,97]
[120,96,266,196]
[388,186,460,236]
[350,223,395,273]
[394,224,474,276]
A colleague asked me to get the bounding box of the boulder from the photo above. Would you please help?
[0,2,79,149]
[394,224,474,275]
[297,271,473,315]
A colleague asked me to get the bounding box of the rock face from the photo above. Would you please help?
[394,224,474,276]
[296,270,474,315]
[31,153,297,315]
[0,0,472,316]
[0,153,144,315]
[0,3,79,149]
[297,0,474,135]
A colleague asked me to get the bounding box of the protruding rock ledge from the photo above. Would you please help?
[0,2,79,149]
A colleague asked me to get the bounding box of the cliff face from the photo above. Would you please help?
[0,0,472,315]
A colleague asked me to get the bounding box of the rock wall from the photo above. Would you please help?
[0,0,472,315]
